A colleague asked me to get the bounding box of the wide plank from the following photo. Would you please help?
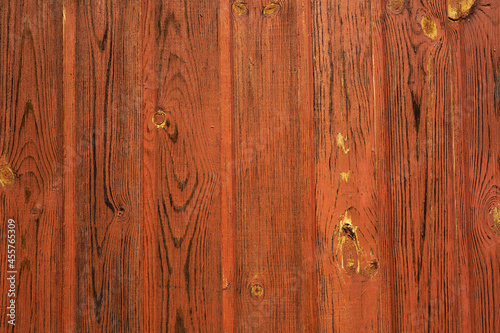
[141,0,223,331]
[231,0,317,330]
[0,1,63,331]
[63,0,143,330]
[376,0,462,331]
[451,0,500,330]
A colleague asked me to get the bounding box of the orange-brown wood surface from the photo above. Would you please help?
[0,0,499,332]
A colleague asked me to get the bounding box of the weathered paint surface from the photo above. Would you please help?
[0,0,497,332]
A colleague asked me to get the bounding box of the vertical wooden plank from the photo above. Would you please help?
[231,0,317,330]
[220,1,237,332]
[377,0,462,331]
[0,0,63,331]
[450,0,500,330]
[371,1,395,332]
[141,0,223,331]
[68,0,142,331]
[312,0,380,331]
[62,0,77,331]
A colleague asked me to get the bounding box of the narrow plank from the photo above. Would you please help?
[141,0,223,331]
[62,0,78,331]
[377,0,462,331]
[68,0,142,330]
[450,0,500,330]
[371,1,395,331]
[219,1,237,332]
[231,0,317,330]
[312,0,380,331]
[0,1,63,331]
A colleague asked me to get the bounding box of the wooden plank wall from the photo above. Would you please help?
[0,0,498,332]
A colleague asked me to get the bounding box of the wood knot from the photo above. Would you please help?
[421,15,437,40]
[387,0,405,13]
[250,283,264,298]
[232,2,248,15]
[448,0,475,21]
[0,163,15,187]
[30,203,43,216]
[361,259,380,279]
[116,206,127,220]
[152,110,168,129]
[489,206,500,235]
[263,3,280,16]
[336,212,363,275]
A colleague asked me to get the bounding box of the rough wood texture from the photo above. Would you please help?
[142,0,222,331]
[0,0,498,331]
[378,0,463,331]
[0,1,63,331]
[65,0,142,331]
[230,0,317,331]
[451,0,500,330]
[313,0,380,330]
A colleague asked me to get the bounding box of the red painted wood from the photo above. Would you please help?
[0,0,497,331]
[313,0,381,330]
[141,0,223,331]
[230,0,317,330]
[452,0,500,330]
[0,1,64,331]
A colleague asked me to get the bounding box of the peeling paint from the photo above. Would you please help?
[336,133,350,154]
[222,277,230,290]
[340,171,352,183]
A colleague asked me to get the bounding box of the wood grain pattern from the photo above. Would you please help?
[0,0,498,331]
[142,0,222,331]
[378,0,462,331]
[0,1,63,331]
[451,0,500,330]
[65,0,142,331]
[312,0,380,331]
[231,0,317,330]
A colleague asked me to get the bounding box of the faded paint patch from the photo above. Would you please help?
[340,171,352,183]
[421,15,437,40]
[0,163,15,187]
[336,133,350,154]
[448,0,475,21]
[490,206,500,235]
